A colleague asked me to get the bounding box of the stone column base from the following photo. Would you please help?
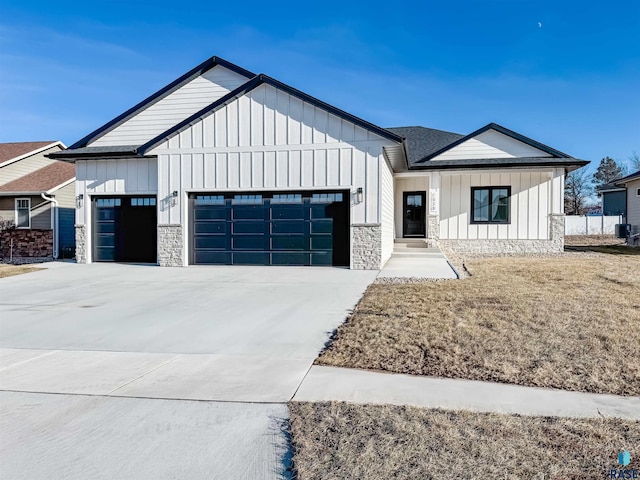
[75,225,87,263]
[352,224,382,269]
[158,225,183,266]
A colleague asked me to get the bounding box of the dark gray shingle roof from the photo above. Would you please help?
[386,126,464,168]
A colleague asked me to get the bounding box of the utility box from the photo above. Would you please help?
[615,223,631,238]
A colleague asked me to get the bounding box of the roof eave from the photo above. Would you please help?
[408,159,589,171]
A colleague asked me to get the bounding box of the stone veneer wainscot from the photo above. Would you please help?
[352,224,382,269]
[158,225,183,266]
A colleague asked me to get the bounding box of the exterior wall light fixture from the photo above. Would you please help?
[356,187,364,204]
[76,194,84,208]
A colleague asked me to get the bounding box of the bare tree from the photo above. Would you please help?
[628,151,640,172]
[565,168,593,215]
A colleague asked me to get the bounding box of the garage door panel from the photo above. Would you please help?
[195,251,231,264]
[194,208,228,220]
[310,236,333,251]
[271,252,309,265]
[191,191,348,266]
[95,247,115,262]
[232,252,270,264]
[310,221,332,234]
[232,235,266,250]
[232,206,266,220]
[194,236,227,249]
[270,236,307,250]
[311,252,333,266]
[232,221,267,234]
[194,222,226,234]
[271,205,305,220]
[271,222,305,234]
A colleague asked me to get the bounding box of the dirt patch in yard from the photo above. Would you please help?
[0,264,41,278]
[317,253,640,396]
[289,402,640,480]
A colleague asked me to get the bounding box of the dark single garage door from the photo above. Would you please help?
[190,191,349,266]
[93,196,157,263]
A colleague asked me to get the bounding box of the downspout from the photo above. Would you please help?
[41,192,59,258]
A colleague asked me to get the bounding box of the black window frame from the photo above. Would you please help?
[470,186,511,224]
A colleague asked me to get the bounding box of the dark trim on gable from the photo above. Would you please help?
[613,170,640,186]
[69,57,256,149]
[416,122,572,163]
[138,74,404,154]
[409,157,589,171]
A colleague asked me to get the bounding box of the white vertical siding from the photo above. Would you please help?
[380,157,394,264]
[149,83,396,226]
[90,66,249,147]
[439,169,554,240]
[431,130,552,161]
[75,158,158,225]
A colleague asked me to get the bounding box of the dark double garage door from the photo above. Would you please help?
[191,191,349,266]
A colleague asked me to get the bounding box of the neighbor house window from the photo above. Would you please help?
[15,198,30,228]
[637,188,640,196]
[471,187,511,224]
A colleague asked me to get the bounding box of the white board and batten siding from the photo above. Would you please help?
[90,66,249,147]
[439,169,563,240]
[431,130,552,161]
[75,158,158,225]
[380,158,395,264]
[148,83,396,226]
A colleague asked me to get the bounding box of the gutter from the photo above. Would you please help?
[40,192,58,259]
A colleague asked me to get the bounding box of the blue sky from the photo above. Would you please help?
[1,0,638,173]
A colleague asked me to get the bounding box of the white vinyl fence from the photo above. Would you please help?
[565,215,624,235]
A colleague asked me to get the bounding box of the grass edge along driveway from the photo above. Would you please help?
[317,251,640,396]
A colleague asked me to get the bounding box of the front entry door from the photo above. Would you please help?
[403,192,426,237]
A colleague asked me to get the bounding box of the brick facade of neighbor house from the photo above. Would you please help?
[0,229,54,260]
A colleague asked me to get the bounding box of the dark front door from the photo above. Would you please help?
[403,192,426,237]
[92,196,157,263]
[190,191,349,266]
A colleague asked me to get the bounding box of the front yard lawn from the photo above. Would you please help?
[289,402,640,480]
[0,264,40,279]
[317,252,640,396]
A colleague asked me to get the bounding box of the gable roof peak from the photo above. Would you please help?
[69,56,256,149]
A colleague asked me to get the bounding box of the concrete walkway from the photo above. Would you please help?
[378,244,457,279]
[293,365,640,420]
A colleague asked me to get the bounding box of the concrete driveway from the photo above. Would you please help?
[0,262,377,479]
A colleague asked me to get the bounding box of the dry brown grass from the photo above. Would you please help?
[565,234,624,246]
[0,264,40,278]
[565,235,640,255]
[318,253,640,396]
[289,401,640,480]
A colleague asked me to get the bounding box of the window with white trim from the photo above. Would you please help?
[15,198,30,228]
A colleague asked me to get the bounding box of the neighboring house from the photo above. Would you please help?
[597,181,627,217]
[614,170,640,242]
[50,56,588,268]
[0,141,75,260]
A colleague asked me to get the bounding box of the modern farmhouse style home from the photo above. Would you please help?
[51,56,588,268]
